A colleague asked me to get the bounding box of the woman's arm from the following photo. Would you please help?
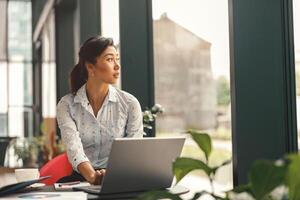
[77,162,105,184]
[57,97,104,184]
[125,97,144,137]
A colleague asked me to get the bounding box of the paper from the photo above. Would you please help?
[54,182,91,191]
[0,192,87,200]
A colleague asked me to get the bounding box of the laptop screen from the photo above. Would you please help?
[100,137,185,194]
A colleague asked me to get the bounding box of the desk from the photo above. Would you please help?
[32,186,100,200]
[0,171,189,199]
[0,172,129,199]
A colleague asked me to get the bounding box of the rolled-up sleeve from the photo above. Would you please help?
[56,99,89,171]
[125,97,143,137]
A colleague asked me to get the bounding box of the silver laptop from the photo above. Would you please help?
[74,137,185,197]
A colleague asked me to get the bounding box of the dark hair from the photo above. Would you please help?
[70,36,114,94]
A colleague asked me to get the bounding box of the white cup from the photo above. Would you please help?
[15,168,40,182]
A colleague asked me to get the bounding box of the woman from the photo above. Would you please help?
[56,36,143,185]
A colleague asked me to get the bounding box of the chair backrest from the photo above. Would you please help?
[0,137,15,166]
[39,153,72,185]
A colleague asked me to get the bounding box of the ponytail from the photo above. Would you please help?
[70,59,87,94]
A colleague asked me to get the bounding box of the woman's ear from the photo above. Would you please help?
[86,62,95,77]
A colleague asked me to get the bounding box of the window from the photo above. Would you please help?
[0,0,33,137]
[152,0,232,195]
[101,0,121,88]
[294,0,300,147]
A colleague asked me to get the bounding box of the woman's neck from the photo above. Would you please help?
[85,81,109,116]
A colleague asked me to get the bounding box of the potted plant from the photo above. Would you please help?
[12,136,44,168]
[138,130,300,200]
[143,104,164,136]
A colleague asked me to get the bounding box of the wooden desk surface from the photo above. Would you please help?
[0,167,16,187]
[0,167,15,174]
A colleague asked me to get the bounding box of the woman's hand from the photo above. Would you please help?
[90,169,106,185]
[78,162,106,185]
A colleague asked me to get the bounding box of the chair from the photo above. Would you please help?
[0,137,16,166]
[39,153,73,185]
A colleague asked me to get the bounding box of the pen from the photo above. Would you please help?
[58,181,80,187]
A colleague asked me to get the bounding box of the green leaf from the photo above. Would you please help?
[173,157,212,183]
[229,184,254,197]
[211,159,231,175]
[249,160,287,200]
[286,154,300,200]
[187,130,212,162]
[137,190,182,200]
[191,191,228,200]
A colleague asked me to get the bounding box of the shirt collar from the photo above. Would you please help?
[107,85,117,103]
[74,84,118,105]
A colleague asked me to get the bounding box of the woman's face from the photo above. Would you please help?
[87,46,120,84]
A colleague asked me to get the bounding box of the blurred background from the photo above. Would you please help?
[0,0,299,197]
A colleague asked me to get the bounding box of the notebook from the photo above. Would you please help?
[0,176,50,197]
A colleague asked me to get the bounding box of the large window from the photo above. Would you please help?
[0,0,33,138]
[152,0,232,196]
[294,0,300,146]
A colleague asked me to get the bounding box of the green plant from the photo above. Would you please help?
[143,104,164,135]
[12,136,44,167]
[138,131,300,200]
[216,76,230,107]
[231,155,300,200]
[138,129,231,200]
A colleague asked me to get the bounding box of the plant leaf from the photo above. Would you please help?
[137,190,182,200]
[229,184,253,196]
[249,160,287,200]
[211,159,232,175]
[187,130,212,162]
[286,154,300,200]
[173,157,212,183]
[191,191,228,200]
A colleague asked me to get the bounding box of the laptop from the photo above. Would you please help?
[74,137,185,198]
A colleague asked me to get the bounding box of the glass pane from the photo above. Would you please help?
[8,0,32,61]
[101,0,121,88]
[42,10,56,62]
[0,113,7,137]
[0,0,7,60]
[42,61,56,117]
[294,0,300,146]
[8,107,33,137]
[152,0,232,196]
[8,62,33,106]
[42,11,56,118]
[0,63,8,136]
[0,62,8,113]
[101,0,120,45]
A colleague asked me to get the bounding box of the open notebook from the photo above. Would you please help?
[0,176,50,197]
